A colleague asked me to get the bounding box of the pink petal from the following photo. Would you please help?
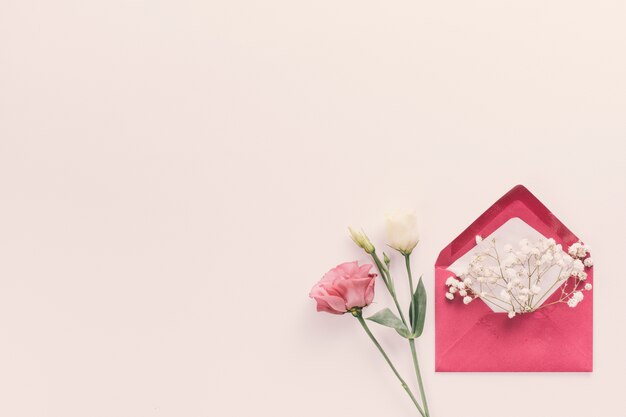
[313,295,346,313]
[365,278,375,305]
[334,277,375,309]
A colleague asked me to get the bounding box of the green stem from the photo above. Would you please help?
[372,252,408,325]
[371,252,391,291]
[356,314,426,417]
[404,254,430,417]
[409,339,430,417]
[405,254,415,297]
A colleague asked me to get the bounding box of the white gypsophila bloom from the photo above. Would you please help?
[463,277,472,286]
[568,243,580,257]
[584,258,594,267]
[500,290,511,301]
[508,311,516,319]
[445,292,454,300]
[578,244,590,258]
[520,287,530,295]
[540,252,553,264]
[449,286,458,294]
[457,282,466,290]
[463,296,473,305]
[459,290,467,297]
[505,268,517,279]
[531,285,541,294]
[567,298,578,308]
[572,259,584,272]
[578,271,588,281]
[385,209,419,255]
[569,242,589,259]
[503,244,513,252]
[506,282,514,291]
[573,291,584,302]
[445,277,458,287]
[519,294,528,302]
[585,283,593,291]
[475,235,483,244]
[477,276,486,283]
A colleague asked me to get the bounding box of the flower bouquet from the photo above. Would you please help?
[309,211,431,416]
[444,235,593,318]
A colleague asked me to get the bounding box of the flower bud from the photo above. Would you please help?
[348,227,375,254]
[383,252,391,266]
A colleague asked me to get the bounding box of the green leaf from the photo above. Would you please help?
[409,277,427,337]
[366,308,411,338]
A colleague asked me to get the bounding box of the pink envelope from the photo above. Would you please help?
[435,185,593,372]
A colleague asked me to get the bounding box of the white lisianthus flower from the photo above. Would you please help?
[385,209,419,255]
[348,227,375,254]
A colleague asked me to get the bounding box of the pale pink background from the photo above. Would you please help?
[1,1,625,416]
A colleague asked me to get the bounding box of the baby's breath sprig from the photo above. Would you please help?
[444,236,593,318]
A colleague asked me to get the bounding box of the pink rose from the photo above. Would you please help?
[309,261,377,314]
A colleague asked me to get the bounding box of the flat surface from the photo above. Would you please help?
[1,1,625,416]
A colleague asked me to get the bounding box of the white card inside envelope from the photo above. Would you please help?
[448,217,567,313]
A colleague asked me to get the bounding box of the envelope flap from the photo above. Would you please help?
[435,185,579,268]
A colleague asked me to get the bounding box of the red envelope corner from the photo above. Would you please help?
[435,185,593,372]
